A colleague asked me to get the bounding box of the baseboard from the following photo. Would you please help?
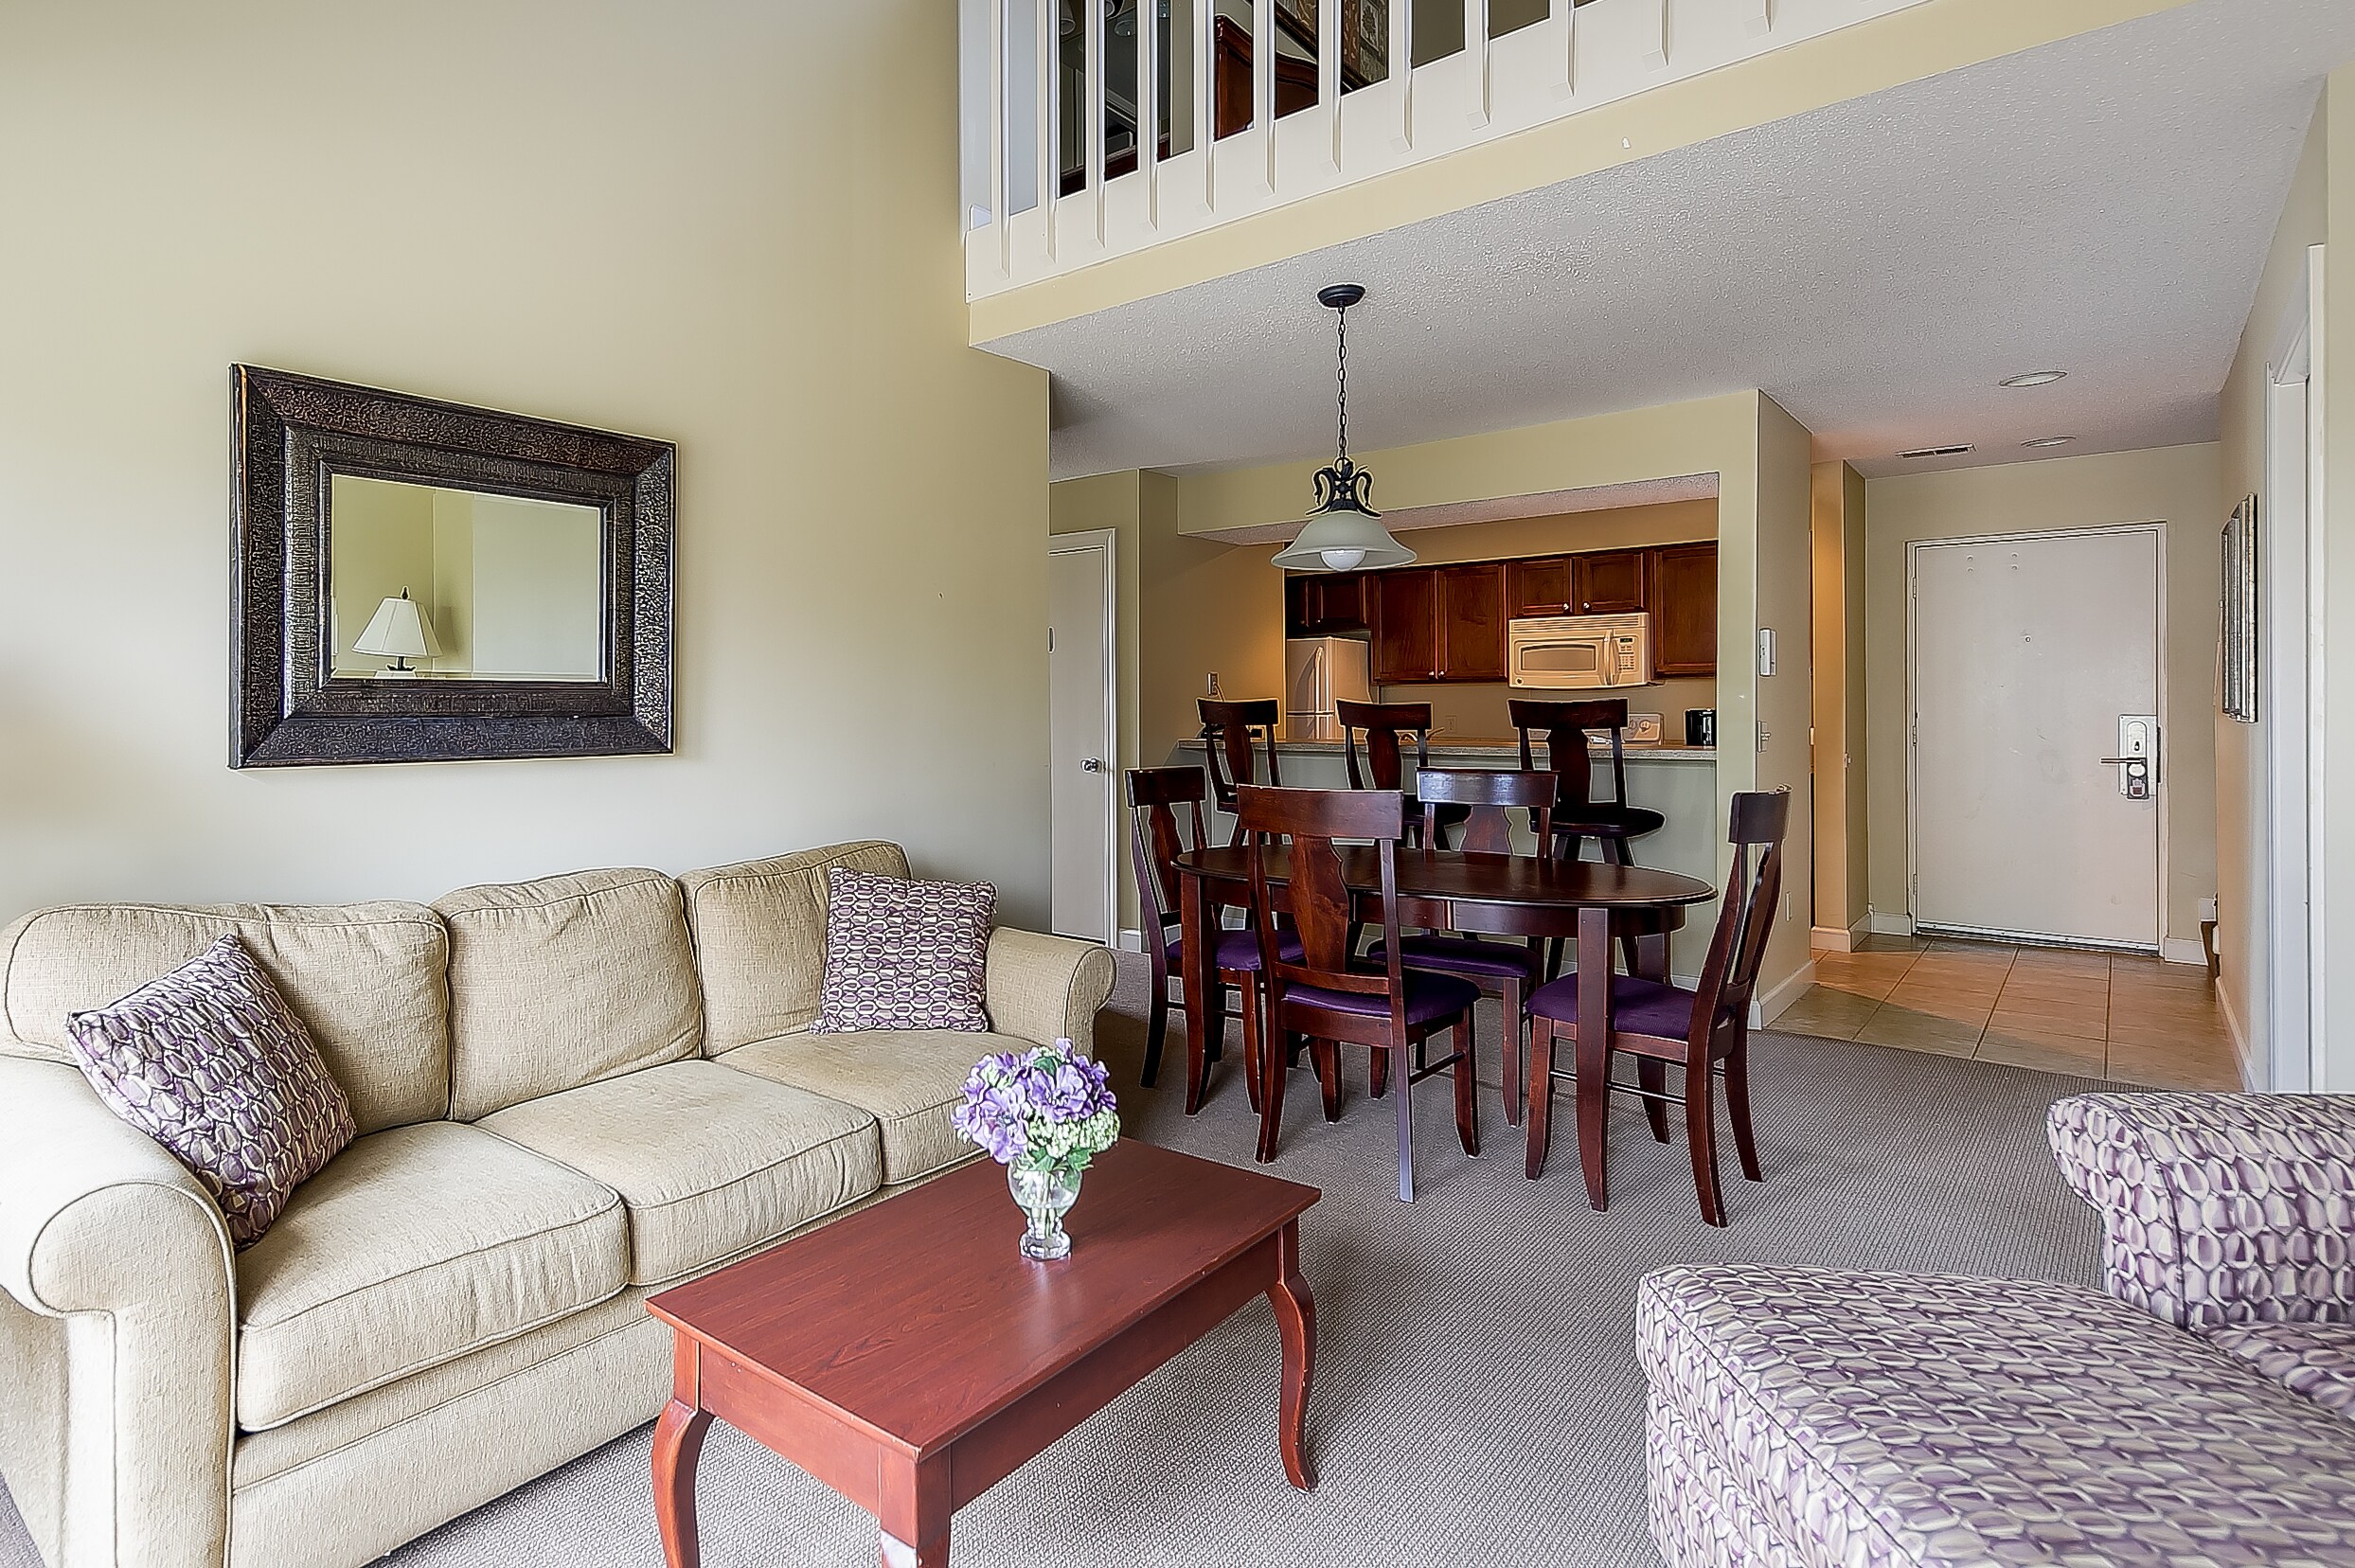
[1753,959,1817,1028]
[2218,981,2261,1091]
[2159,937,2207,967]
[1867,912,1916,936]
[1810,918,1873,953]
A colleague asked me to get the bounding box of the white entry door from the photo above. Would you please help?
[1047,536,1115,944]
[1910,526,2163,948]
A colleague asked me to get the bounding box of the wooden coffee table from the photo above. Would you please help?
[645,1139,1322,1567]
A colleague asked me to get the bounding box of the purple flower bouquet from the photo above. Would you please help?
[953,1038,1120,1261]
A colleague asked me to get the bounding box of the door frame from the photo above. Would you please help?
[1903,522,2170,952]
[2262,243,2327,1090]
[1047,528,1120,947]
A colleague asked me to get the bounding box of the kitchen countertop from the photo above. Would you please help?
[1179,737,1717,762]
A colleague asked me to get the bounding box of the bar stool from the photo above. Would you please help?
[1337,699,1472,846]
[1200,698,1282,846]
[1512,699,1667,979]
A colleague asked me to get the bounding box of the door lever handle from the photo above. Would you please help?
[2096,757,2142,766]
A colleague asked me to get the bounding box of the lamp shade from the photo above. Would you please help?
[1271,505,1417,573]
[353,592,442,661]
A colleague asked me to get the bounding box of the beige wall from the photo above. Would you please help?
[1751,397,1818,999]
[1861,444,2226,952]
[2214,95,2328,1077]
[0,1,1053,925]
[1810,461,1869,939]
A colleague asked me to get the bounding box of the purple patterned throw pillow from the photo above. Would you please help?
[64,935,356,1248]
[814,866,995,1034]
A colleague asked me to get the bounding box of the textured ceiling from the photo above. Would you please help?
[989,0,2353,483]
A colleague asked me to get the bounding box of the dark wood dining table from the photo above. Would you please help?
[1172,846,1719,1184]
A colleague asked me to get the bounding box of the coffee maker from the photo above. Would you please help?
[1685,708,1718,748]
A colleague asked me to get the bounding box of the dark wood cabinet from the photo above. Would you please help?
[1284,572,1367,637]
[1507,557,1576,618]
[1435,563,1507,682]
[1650,542,1718,677]
[1370,569,1438,684]
[1575,550,1649,615]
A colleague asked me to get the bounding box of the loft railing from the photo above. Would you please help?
[961,0,1923,304]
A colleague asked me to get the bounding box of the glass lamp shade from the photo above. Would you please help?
[1271,506,1417,573]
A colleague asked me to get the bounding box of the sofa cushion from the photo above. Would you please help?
[1637,1264,2355,1568]
[0,900,447,1133]
[477,1060,882,1284]
[436,869,704,1122]
[235,1121,627,1431]
[721,1029,1009,1185]
[680,841,909,1052]
[65,935,356,1247]
[814,866,995,1034]
[2207,1320,2355,1419]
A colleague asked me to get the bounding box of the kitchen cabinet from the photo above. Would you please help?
[1370,569,1437,683]
[1435,563,1507,682]
[1285,572,1367,636]
[1650,542,1718,677]
[1507,556,1576,618]
[1575,550,1649,615]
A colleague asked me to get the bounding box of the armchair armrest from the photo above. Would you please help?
[2048,1092,2355,1330]
[0,1055,235,1568]
[985,928,1116,1055]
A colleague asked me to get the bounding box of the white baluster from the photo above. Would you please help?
[1085,0,1107,242]
[1391,0,1414,152]
[1549,0,1574,100]
[1197,0,1216,205]
[1318,0,1343,172]
[1038,0,1060,257]
[1254,0,1276,189]
[1141,0,1162,224]
[1465,0,1490,127]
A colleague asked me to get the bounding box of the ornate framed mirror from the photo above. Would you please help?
[230,365,674,766]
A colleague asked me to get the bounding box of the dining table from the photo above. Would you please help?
[1172,844,1719,1197]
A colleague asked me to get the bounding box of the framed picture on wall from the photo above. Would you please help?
[2221,493,2258,722]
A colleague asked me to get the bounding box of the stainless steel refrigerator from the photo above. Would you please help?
[1282,636,1372,742]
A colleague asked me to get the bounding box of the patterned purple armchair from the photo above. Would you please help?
[1639,1093,2355,1568]
[2046,1092,2355,1329]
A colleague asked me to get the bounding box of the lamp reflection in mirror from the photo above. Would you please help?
[352,589,441,677]
[1271,283,1416,574]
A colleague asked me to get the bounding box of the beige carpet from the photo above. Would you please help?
[0,955,2105,1567]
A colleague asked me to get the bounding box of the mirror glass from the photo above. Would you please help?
[328,474,604,682]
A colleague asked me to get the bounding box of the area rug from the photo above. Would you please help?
[0,958,2104,1567]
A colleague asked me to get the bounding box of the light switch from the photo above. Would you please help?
[1757,628,1777,677]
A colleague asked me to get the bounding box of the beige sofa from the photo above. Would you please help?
[0,841,1115,1568]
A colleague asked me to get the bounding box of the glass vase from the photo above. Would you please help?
[1008,1163,1082,1260]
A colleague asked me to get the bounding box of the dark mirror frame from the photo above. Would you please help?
[230,365,675,767]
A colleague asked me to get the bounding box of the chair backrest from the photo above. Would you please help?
[1236,785,1406,1012]
[1414,768,1556,854]
[1199,698,1282,833]
[1124,766,1209,939]
[1337,699,1432,793]
[1511,698,1632,821]
[1685,790,1792,1050]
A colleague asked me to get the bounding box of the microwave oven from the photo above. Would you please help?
[1506,613,1654,689]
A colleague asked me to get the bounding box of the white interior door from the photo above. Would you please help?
[1047,538,1115,944]
[1910,526,2163,948]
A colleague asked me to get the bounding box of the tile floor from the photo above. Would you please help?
[1776,936,2243,1090]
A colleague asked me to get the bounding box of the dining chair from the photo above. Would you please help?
[1125,767,1299,1114]
[1239,784,1480,1202]
[1522,789,1791,1226]
[1510,698,1666,865]
[1363,767,1555,1128]
[1513,697,1668,978]
[1336,699,1441,846]
[1200,698,1283,846]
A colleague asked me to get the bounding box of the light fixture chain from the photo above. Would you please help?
[1336,300,1348,464]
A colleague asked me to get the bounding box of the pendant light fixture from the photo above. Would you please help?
[1272,284,1417,573]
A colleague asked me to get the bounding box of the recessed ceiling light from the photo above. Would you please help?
[2022,436,2077,448]
[1999,370,2067,388]
[1898,443,1975,459]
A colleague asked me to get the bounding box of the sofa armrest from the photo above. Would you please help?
[2048,1092,2355,1330]
[986,928,1116,1055]
[0,1056,235,1568]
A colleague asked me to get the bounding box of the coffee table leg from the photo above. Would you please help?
[878,1453,952,1568]
[652,1398,713,1568]
[1269,1218,1317,1490]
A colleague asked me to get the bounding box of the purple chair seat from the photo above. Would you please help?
[1282,970,1481,1025]
[1368,935,1542,980]
[1526,971,1695,1039]
[1166,928,1304,971]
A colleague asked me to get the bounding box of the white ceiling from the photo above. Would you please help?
[986,0,2354,484]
